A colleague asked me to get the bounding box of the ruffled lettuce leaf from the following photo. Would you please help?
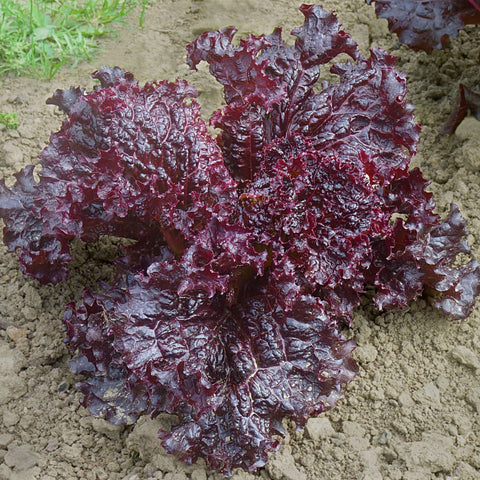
[366,0,480,53]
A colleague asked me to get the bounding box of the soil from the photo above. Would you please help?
[0,1,480,479]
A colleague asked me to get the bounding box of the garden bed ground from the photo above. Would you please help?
[0,1,479,479]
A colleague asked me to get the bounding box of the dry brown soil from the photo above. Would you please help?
[0,1,479,479]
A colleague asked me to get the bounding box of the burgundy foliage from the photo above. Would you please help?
[366,0,480,52]
[441,83,480,133]
[1,4,479,474]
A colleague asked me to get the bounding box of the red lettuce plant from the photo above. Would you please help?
[366,0,480,53]
[1,4,479,474]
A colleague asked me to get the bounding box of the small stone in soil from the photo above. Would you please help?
[6,326,27,343]
[1,141,23,167]
[3,410,20,427]
[0,434,13,449]
[305,416,336,441]
[266,446,307,480]
[451,346,480,370]
[190,470,207,480]
[45,440,59,452]
[378,430,392,445]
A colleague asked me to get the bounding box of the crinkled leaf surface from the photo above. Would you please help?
[239,135,390,317]
[69,264,357,473]
[188,5,359,181]
[366,0,480,52]
[65,288,149,425]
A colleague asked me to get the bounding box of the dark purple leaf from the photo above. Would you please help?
[189,4,360,182]
[366,0,480,53]
[469,0,480,10]
[421,204,480,319]
[291,4,359,68]
[46,86,85,114]
[186,27,286,107]
[103,267,357,473]
[297,49,420,186]
[0,165,71,283]
[369,169,480,317]
[65,289,149,424]
[92,65,136,88]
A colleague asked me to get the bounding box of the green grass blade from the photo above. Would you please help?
[0,0,148,79]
